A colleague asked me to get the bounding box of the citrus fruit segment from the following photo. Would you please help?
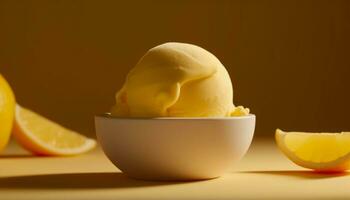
[275,129,350,171]
[0,74,16,152]
[13,105,96,156]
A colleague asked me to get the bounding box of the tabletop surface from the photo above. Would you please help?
[0,139,349,200]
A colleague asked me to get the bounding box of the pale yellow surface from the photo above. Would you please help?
[0,139,349,200]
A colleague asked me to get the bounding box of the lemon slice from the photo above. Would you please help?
[275,129,350,171]
[13,105,96,156]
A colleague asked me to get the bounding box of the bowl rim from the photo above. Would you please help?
[95,113,255,120]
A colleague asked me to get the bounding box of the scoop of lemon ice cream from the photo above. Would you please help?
[111,42,249,117]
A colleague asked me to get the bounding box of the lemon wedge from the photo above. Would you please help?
[13,105,96,156]
[275,129,350,171]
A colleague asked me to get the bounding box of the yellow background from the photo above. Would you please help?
[1,0,349,137]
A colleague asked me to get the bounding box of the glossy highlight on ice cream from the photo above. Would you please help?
[111,42,249,117]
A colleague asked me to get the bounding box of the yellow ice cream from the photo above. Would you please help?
[111,42,249,117]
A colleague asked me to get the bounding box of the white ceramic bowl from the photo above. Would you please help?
[95,114,255,181]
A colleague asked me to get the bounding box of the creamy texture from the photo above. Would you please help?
[111,42,249,117]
